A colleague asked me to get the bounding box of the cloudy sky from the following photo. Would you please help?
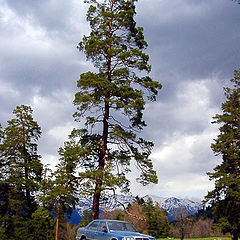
[1,0,240,201]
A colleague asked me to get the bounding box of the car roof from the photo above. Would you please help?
[91,219,129,223]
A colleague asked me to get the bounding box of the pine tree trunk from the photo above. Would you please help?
[180,226,184,240]
[232,233,238,240]
[55,203,61,240]
[23,146,32,217]
[91,182,101,220]
[91,100,109,220]
[180,233,184,240]
[91,2,113,220]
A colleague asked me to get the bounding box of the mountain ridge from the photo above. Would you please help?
[144,194,202,214]
[70,194,203,224]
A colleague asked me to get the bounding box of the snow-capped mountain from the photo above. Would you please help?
[74,194,202,219]
[75,194,135,216]
[143,194,203,216]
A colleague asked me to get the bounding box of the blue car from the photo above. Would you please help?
[76,219,155,240]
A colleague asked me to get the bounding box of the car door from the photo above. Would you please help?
[96,221,108,240]
[85,221,99,240]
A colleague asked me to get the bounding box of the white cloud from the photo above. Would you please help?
[30,91,80,166]
[129,79,222,200]
[175,80,211,119]
[41,153,59,169]
[137,0,211,24]
[48,122,75,144]
[129,128,219,200]
[31,91,74,124]
[0,2,46,41]
[0,79,19,97]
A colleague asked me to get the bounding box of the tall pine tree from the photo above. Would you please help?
[0,105,43,239]
[205,70,240,240]
[73,0,162,219]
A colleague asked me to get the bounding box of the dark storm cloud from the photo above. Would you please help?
[1,41,81,95]
[143,78,223,146]
[0,0,90,97]
[6,0,75,32]
[133,0,239,149]
[0,0,88,162]
[137,0,240,80]
[4,0,90,45]
[135,0,240,115]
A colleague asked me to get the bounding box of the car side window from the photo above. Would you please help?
[87,221,99,231]
[97,222,107,232]
[109,222,125,231]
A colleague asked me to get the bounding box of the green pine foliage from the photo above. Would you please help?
[0,105,43,239]
[29,207,55,240]
[72,0,162,219]
[52,143,79,219]
[37,142,80,240]
[205,70,240,240]
[143,198,170,238]
[79,209,92,227]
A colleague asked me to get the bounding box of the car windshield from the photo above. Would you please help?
[107,221,137,232]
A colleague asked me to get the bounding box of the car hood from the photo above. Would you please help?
[110,231,154,239]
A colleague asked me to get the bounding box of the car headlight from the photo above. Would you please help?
[122,237,134,240]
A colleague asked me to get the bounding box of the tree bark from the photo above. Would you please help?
[91,181,101,220]
[180,229,184,240]
[55,202,61,240]
[91,100,109,220]
[232,232,238,240]
[23,146,32,217]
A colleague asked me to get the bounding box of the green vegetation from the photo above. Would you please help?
[0,105,46,240]
[205,70,240,240]
[157,238,233,240]
[0,105,78,239]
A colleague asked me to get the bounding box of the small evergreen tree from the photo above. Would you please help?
[205,70,240,240]
[79,209,92,227]
[39,139,79,240]
[143,198,170,238]
[29,207,55,240]
[73,0,162,220]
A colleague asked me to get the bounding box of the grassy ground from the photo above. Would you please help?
[157,238,232,240]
